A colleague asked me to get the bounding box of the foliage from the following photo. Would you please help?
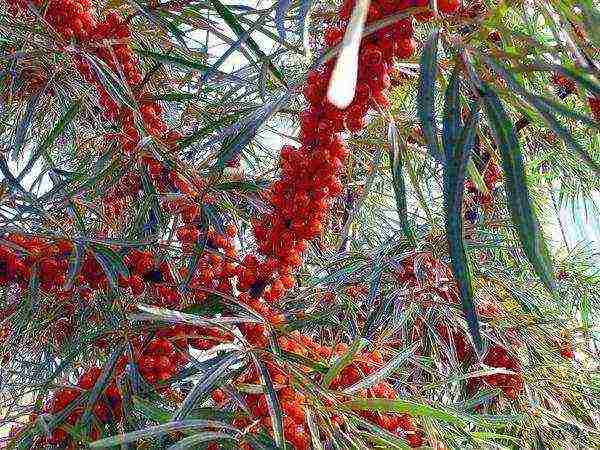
[1,0,600,448]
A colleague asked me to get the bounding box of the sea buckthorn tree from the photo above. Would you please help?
[1,0,600,448]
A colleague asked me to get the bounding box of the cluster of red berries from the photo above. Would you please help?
[436,323,474,363]
[0,234,73,292]
[247,0,460,305]
[137,335,189,384]
[468,345,523,399]
[551,72,599,122]
[558,339,575,360]
[37,366,124,447]
[552,73,577,96]
[212,332,423,449]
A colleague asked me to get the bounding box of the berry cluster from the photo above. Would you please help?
[137,335,189,384]
[558,339,575,360]
[38,366,124,446]
[468,345,523,399]
[590,96,600,123]
[552,72,577,97]
[551,72,600,123]
[213,332,423,449]
[246,0,460,304]
[436,323,474,363]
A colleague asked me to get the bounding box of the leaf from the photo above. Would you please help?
[207,0,285,85]
[180,110,246,154]
[167,431,240,450]
[388,121,416,245]
[130,0,189,48]
[443,65,461,157]
[297,0,314,55]
[417,30,444,162]
[172,352,243,421]
[343,342,418,394]
[133,303,258,326]
[443,102,483,354]
[79,344,124,429]
[251,354,285,448]
[12,90,41,161]
[213,92,291,171]
[132,396,172,422]
[150,92,200,102]
[134,48,209,72]
[577,0,600,47]
[179,213,208,292]
[197,11,270,91]
[322,337,369,387]
[480,56,600,177]
[352,416,410,449]
[304,407,324,450]
[17,100,81,182]
[277,350,330,374]
[342,398,467,426]
[92,243,130,290]
[214,180,267,192]
[466,159,489,194]
[480,83,555,292]
[83,53,137,112]
[89,420,235,447]
[63,242,85,291]
[275,0,292,38]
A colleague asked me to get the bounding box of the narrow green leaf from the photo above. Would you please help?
[17,100,81,182]
[443,65,461,158]
[481,56,600,176]
[388,122,416,245]
[277,350,330,374]
[466,159,489,194]
[133,396,172,423]
[304,407,324,450]
[179,111,245,152]
[172,352,243,421]
[481,83,555,292]
[84,53,137,112]
[417,30,444,162]
[443,101,482,353]
[275,0,292,38]
[341,398,467,426]
[577,0,600,47]
[134,48,209,72]
[79,344,124,429]
[89,420,235,448]
[344,342,418,394]
[63,242,85,291]
[92,244,130,290]
[12,90,41,161]
[213,93,290,171]
[167,431,240,450]
[251,354,285,449]
[206,0,285,85]
[214,180,267,192]
[150,92,202,102]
